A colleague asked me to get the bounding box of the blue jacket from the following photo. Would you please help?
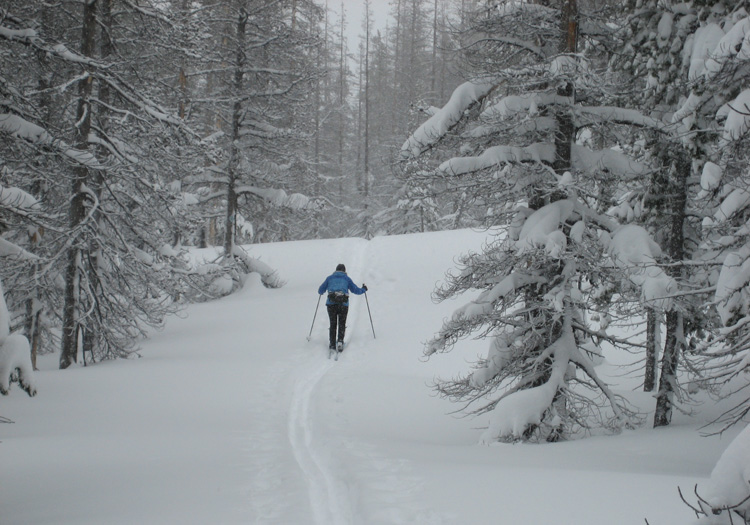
[318,271,365,306]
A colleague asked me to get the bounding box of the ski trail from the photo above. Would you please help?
[342,239,369,348]
[288,357,353,525]
[287,239,372,524]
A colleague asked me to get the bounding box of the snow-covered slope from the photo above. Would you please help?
[1,229,741,524]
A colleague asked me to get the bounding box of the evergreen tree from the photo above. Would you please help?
[402,0,671,442]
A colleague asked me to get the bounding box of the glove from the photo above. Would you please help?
[362,284,368,292]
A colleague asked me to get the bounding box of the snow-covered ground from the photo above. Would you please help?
[1,229,742,524]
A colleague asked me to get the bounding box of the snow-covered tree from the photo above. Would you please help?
[0,277,36,397]
[683,423,750,524]
[609,0,723,428]
[402,0,678,442]
[182,0,319,253]
[0,3,223,366]
[674,5,750,432]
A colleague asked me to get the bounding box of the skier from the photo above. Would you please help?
[318,264,367,352]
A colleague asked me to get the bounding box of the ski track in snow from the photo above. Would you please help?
[288,358,353,525]
[287,240,370,525]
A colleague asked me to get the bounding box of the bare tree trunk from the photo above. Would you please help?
[654,149,689,427]
[431,0,437,101]
[554,0,576,173]
[337,2,346,203]
[80,0,113,364]
[364,0,370,203]
[392,0,402,135]
[644,308,658,392]
[61,0,98,369]
[27,4,54,368]
[223,3,247,256]
[356,38,363,190]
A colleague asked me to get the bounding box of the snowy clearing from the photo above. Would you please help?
[1,229,741,524]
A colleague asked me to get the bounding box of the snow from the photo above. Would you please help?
[704,17,750,78]
[609,224,677,311]
[0,25,38,42]
[0,186,39,210]
[714,187,750,224]
[1,229,741,524]
[515,199,575,255]
[701,161,723,195]
[0,113,101,168]
[237,185,312,210]
[695,423,750,523]
[721,89,750,142]
[401,80,496,157]
[714,248,750,326]
[469,336,511,388]
[0,280,35,396]
[688,23,725,80]
[479,324,575,444]
[0,334,36,396]
[0,237,39,260]
[481,92,564,120]
[439,143,556,176]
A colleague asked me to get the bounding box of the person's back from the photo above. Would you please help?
[318,264,367,352]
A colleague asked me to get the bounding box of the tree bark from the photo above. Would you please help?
[653,148,689,427]
[60,0,98,369]
[644,308,658,391]
[223,3,247,256]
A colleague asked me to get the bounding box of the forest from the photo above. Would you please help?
[4,0,750,451]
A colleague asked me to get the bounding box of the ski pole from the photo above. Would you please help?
[364,291,376,339]
[307,295,321,341]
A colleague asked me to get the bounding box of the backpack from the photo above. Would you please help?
[328,291,348,305]
[327,273,349,304]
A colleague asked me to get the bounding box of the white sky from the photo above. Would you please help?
[329,0,391,50]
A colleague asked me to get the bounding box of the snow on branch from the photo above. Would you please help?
[0,280,35,397]
[470,335,513,388]
[236,185,313,210]
[675,16,750,131]
[0,238,38,261]
[230,246,284,289]
[703,17,750,78]
[572,145,649,180]
[0,24,37,43]
[0,186,40,211]
[0,335,36,397]
[439,143,556,176]
[481,92,568,120]
[401,80,496,158]
[574,106,665,131]
[608,225,676,311]
[478,314,576,443]
[436,143,647,180]
[426,270,547,357]
[2,14,186,130]
[714,246,750,327]
[0,113,101,168]
[685,423,750,522]
[515,200,575,257]
[718,90,750,143]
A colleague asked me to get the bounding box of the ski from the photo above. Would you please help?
[327,342,344,361]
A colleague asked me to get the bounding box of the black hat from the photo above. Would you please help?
[336,263,346,272]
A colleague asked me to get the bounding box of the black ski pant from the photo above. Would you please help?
[327,304,348,348]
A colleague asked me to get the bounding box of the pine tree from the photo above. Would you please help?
[1,2,217,365]
[402,0,673,442]
[612,0,750,428]
[179,1,320,249]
